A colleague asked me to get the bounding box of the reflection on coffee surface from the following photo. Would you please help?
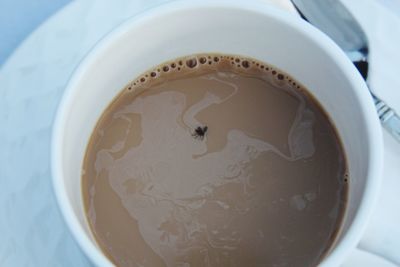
[82,54,348,267]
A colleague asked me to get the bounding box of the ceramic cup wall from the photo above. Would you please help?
[52,1,383,266]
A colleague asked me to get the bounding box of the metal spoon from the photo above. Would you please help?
[291,0,400,143]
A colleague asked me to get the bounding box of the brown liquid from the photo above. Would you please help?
[82,54,348,267]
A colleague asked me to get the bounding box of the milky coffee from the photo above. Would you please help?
[82,54,348,267]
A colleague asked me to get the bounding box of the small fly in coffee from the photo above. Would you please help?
[192,126,208,140]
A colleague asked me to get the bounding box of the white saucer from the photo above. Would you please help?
[342,248,397,267]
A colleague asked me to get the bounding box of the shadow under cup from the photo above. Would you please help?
[51,1,383,267]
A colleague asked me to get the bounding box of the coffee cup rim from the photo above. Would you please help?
[51,1,383,266]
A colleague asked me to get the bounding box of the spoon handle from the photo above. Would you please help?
[374,95,400,142]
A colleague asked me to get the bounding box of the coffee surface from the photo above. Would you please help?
[82,54,348,267]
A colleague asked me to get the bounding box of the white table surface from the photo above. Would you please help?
[0,0,70,66]
[0,0,399,266]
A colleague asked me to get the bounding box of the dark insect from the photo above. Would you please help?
[192,126,208,140]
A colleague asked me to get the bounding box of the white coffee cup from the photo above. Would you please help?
[51,1,383,266]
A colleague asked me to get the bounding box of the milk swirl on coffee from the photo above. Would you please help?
[82,54,348,267]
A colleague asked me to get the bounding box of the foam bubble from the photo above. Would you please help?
[344,173,349,183]
[186,58,197,68]
[126,53,305,94]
